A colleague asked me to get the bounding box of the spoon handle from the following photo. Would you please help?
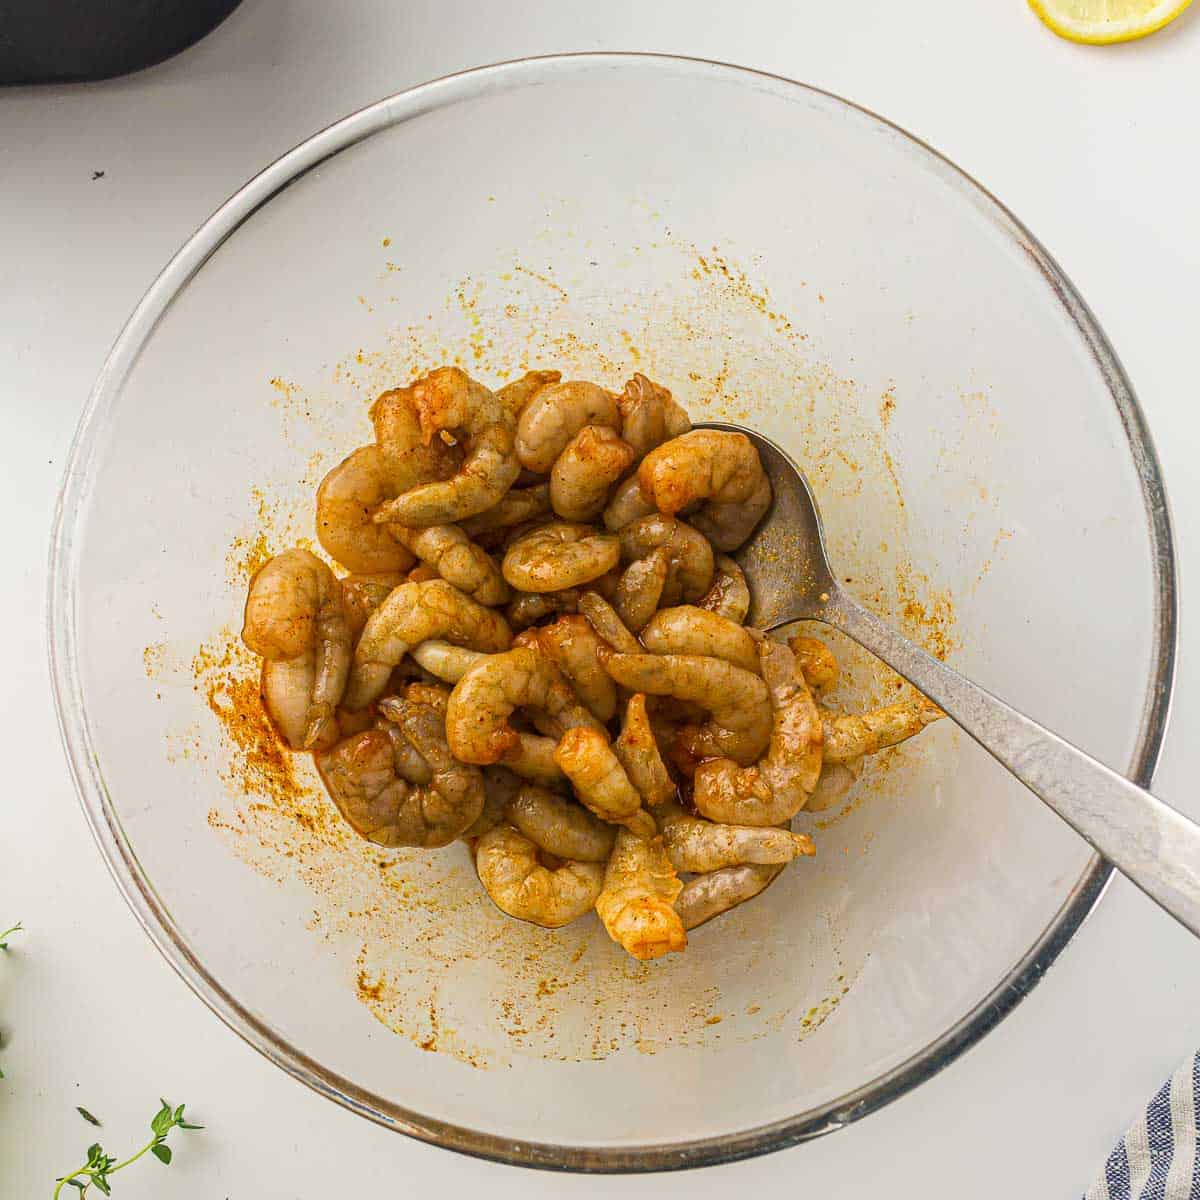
[824,588,1198,937]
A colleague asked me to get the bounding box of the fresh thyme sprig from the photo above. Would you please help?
[53,1100,202,1197]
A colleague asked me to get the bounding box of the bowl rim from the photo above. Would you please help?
[47,51,1178,1173]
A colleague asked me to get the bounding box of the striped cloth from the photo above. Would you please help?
[1086,1055,1200,1199]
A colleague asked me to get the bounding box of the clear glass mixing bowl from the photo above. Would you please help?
[48,55,1175,1171]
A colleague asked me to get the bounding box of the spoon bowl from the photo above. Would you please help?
[700,419,1200,939]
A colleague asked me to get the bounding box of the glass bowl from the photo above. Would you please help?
[48,54,1175,1171]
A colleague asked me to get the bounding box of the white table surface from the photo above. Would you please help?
[3,1,1198,1194]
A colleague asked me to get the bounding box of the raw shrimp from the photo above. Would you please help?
[611,547,669,633]
[789,634,839,691]
[806,758,862,813]
[697,555,751,625]
[602,475,657,532]
[409,640,488,684]
[502,522,620,592]
[549,425,636,522]
[392,523,509,606]
[242,548,351,750]
[476,824,605,928]
[515,380,619,473]
[602,652,771,766]
[496,369,561,420]
[373,367,519,525]
[370,383,458,480]
[377,715,434,785]
[316,714,484,849]
[534,615,618,722]
[506,588,580,629]
[462,764,522,839]
[657,800,814,873]
[315,446,418,575]
[675,864,783,931]
[618,514,714,605]
[615,373,691,458]
[554,727,656,837]
[822,696,943,763]
[506,785,616,862]
[445,646,600,783]
[394,680,450,714]
[692,638,822,825]
[407,563,442,583]
[460,484,550,537]
[343,578,511,710]
[595,829,686,961]
[640,606,760,674]
[637,430,772,552]
[612,693,676,808]
[577,590,642,655]
[339,572,404,641]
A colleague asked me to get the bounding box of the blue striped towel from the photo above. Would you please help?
[1086,1055,1200,1199]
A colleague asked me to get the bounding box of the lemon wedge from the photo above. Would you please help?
[1028,0,1192,42]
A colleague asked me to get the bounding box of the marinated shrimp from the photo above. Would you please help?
[240,360,950,957]
[697,555,751,625]
[595,829,686,961]
[502,522,620,592]
[789,634,840,691]
[392,523,509,606]
[577,590,642,654]
[640,605,760,674]
[692,638,823,825]
[611,547,670,633]
[343,578,512,710]
[676,864,783,931]
[618,513,714,604]
[409,640,488,684]
[339,572,405,641]
[445,645,601,782]
[602,652,772,766]
[316,718,483,850]
[615,372,691,458]
[496,369,562,420]
[638,430,772,552]
[515,380,619,473]
[506,784,617,862]
[612,693,676,808]
[533,615,618,722]
[602,474,656,532]
[506,588,580,629]
[462,764,522,840]
[553,726,656,838]
[475,824,605,928]
[657,800,814,873]
[315,446,414,575]
[550,425,637,522]
[374,367,519,525]
[822,696,943,762]
[242,549,351,750]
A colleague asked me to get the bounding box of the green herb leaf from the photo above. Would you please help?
[76,1107,101,1127]
[91,1175,112,1196]
[150,1101,173,1136]
[0,921,21,950]
[151,1143,172,1165]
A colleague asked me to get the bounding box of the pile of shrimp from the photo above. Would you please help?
[240,367,943,961]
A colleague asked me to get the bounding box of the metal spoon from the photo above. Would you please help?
[698,420,1199,936]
